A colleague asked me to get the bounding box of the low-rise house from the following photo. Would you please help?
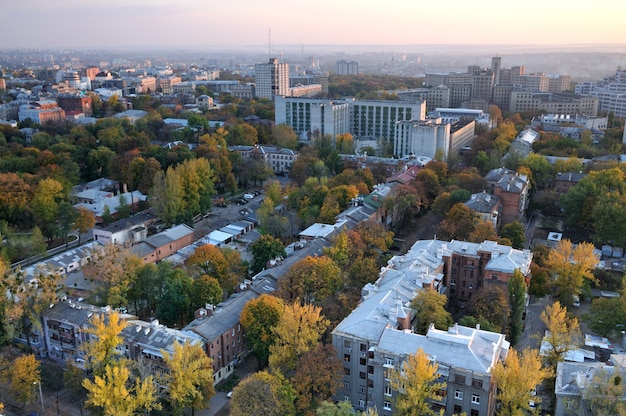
[484,168,530,225]
[464,192,502,231]
[554,172,586,195]
[130,224,195,264]
[73,191,148,224]
[92,212,157,246]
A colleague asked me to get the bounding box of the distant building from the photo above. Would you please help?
[254,58,289,100]
[509,91,598,116]
[336,60,359,75]
[554,172,586,195]
[575,68,626,118]
[228,145,300,175]
[18,100,66,124]
[56,94,93,117]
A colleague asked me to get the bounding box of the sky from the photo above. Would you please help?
[2,0,626,50]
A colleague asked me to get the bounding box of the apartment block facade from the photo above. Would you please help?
[254,58,289,100]
[332,239,515,416]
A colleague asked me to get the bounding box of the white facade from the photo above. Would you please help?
[275,97,351,141]
[394,119,451,159]
[254,58,289,100]
[350,99,427,143]
[575,68,626,118]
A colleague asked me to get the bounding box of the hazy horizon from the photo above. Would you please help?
[3,0,626,51]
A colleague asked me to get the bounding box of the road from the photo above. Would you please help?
[516,295,551,351]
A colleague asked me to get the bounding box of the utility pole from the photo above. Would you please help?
[34,381,44,415]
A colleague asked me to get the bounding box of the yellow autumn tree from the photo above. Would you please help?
[269,302,329,376]
[493,348,552,415]
[82,311,127,375]
[545,239,598,307]
[540,301,581,374]
[10,354,41,408]
[387,348,445,416]
[161,340,214,416]
[83,364,160,416]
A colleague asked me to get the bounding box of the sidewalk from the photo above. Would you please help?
[193,354,259,416]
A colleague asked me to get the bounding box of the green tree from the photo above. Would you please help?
[540,301,581,373]
[230,371,296,416]
[10,354,41,408]
[469,285,510,333]
[317,400,379,415]
[269,302,330,376]
[64,362,88,411]
[410,288,453,335]
[493,348,552,416]
[387,348,445,416]
[31,177,65,240]
[83,364,160,416]
[508,269,527,345]
[150,166,185,226]
[500,221,526,250]
[583,296,626,338]
[191,274,223,310]
[157,269,193,328]
[240,294,285,368]
[250,234,287,275]
[161,340,214,416]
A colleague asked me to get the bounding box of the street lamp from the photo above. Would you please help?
[33,381,44,415]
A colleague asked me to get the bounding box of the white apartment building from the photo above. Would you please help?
[350,99,426,144]
[275,97,351,141]
[254,58,289,100]
[575,68,626,117]
[395,119,451,159]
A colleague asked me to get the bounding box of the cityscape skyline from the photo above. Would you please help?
[3,0,626,50]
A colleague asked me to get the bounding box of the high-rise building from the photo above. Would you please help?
[254,58,289,100]
[336,60,359,75]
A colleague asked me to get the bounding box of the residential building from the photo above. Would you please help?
[530,113,608,131]
[429,108,491,127]
[554,358,626,416]
[575,68,626,118]
[92,212,157,246]
[56,94,93,117]
[254,58,289,100]
[228,84,255,100]
[275,97,351,141]
[464,192,501,230]
[394,119,451,159]
[554,172,586,195]
[332,238,512,416]
[158,76,182,94]
[130,224,195,264]
[350,99,427,144]
[509,91,598,116]
[484,168,530,225]
[289,83,322,97]
[18,100,66,124]
[507,128,540,159]
[394,86,451,110]
[336,60,359,75]
[228,145,300,175]
[73,190,148,224]
[444,240,532,309]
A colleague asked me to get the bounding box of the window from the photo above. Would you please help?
[344,354,351,362]
[384,385,392,396]
[385,357,394,367]
[471,410,479,416]
[359,372,366,379]
[455,390,463,400]
[454,405,462,414]
[383,401,392,411]
[469,283,473,290]
[344,340,351,348]
[358,400,365,407]
[455,375,466,385]
[344,395,350,402]
[472,378,483,389]
[360,358,367,366]
[359,385,365,393]
[344,367,351,376]
[472,394,480,404]
[344,381,351,390]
